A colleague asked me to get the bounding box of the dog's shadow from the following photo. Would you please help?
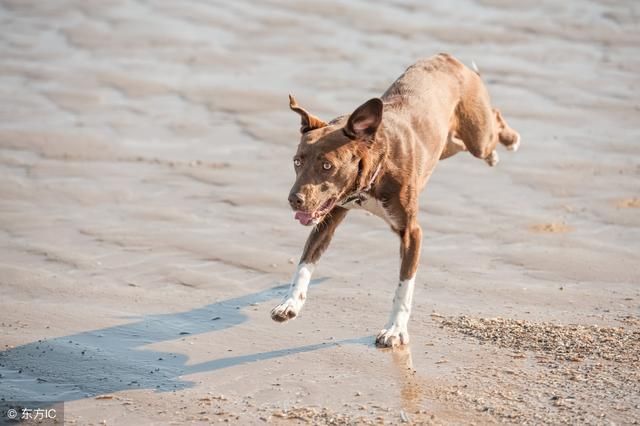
[0,279,371,403]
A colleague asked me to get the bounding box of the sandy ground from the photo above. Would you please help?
[1,0,639,424]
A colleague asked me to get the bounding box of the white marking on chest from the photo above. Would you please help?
[342,196,397,227]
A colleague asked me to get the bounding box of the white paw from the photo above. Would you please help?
[376,324,410,347]
[506,134,520,152]
[485,150,499,167]
[270,298,302,322]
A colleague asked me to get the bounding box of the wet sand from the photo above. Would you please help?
[1,0,639,424]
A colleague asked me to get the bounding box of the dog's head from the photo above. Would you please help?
[287,95,383,226]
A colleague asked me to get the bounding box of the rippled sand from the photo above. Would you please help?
[1,1,639,424]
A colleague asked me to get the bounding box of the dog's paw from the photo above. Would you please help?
[485,150,499,167]
[375,324,410,348]
[506,134,521,152]
[270,298,302,322]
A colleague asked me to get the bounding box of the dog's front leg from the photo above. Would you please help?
[271,207,348,322]
[376,220,422,347]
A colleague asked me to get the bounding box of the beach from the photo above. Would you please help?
[1,1,639,424]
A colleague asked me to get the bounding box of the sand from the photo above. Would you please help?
[0,0,639,424]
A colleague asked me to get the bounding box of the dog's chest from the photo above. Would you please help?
[341,196,396,227]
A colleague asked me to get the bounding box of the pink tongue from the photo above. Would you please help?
[295,211,313,225]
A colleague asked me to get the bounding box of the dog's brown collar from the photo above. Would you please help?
[339,162,382,207]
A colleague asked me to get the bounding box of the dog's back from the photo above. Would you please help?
[379,53,520,188]
[383,53,469,112]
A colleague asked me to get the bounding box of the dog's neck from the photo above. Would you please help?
[339,142,386,207]
[342,162,381,202]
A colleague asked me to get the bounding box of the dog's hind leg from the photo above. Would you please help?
[439,132,467,161]
[455,73,502,167]
[455,102,500,167]
[376,219,422,348]
[271,207,348,322]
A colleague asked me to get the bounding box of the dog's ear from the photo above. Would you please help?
[344,98,383,140]
[289,94,327,133]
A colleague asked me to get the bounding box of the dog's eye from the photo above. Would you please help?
[322,161,332,171]
[293,158,302,167]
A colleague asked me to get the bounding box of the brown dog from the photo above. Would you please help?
[271,53,520,347]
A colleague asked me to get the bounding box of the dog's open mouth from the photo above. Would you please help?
[294,198,336,226]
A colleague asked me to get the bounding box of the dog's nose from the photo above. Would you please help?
[288,192,305,209]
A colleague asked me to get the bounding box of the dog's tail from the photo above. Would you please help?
[471,60,480,76]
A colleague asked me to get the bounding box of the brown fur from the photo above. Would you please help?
[282,53,520,343]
